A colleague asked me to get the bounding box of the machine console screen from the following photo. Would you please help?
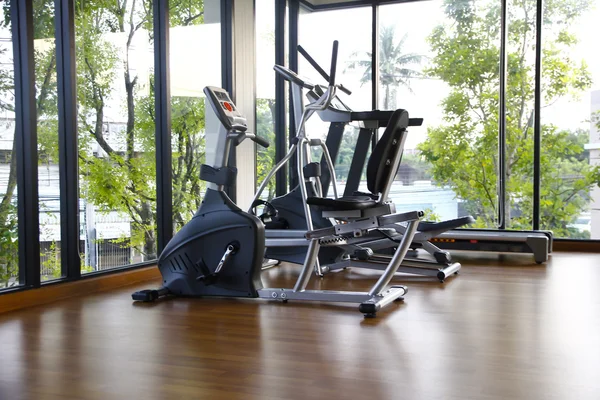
[204,86,247,131]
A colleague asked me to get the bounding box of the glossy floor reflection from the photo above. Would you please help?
[1,252,599,400]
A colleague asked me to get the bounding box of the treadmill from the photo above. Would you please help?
[301,69,553,265]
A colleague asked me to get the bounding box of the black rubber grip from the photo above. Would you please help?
[338,84,352,95]
[253,135,270,148]
[329,41,339,86]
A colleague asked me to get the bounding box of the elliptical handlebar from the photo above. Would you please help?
[297,42,352,95]
[229,130,270,148]
[251,135,270,148]
[329,41,338,87]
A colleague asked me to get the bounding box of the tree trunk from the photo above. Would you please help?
[384,85,390,110]
[140,201,156,260]
[0,136,18,225]
[125,67,136,163]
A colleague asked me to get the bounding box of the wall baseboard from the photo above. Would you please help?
[553,241,600,253]
[0,266,160,314]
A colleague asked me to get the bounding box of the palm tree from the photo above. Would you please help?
[347,25,425,110]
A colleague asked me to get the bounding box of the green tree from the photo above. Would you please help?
[256,98,277,200]
[1,0,211,286]
[347,25,425,110]
[418,0,595,237]
[75,0,208,262]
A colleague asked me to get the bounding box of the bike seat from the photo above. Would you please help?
[306,196,377,211]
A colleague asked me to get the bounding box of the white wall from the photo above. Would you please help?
[232,0,257,210]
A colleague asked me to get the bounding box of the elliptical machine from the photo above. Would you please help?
[132,79,423,317]
[252,42,463,283]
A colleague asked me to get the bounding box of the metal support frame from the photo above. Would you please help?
[154,0,173,254]
[275,0,288,196]
[533,0,543,230]
[371,3,378,111]
[55,0,80,279]
[12,0,40,287]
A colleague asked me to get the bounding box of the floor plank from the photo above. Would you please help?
[1,251,599,400]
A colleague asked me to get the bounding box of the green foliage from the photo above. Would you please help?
[169,96,207,227]
[0,207,18,288]
[72,0,209,260]
[419,0,595,237]
[170,0,205,27]
[256,99,277,200]
[0,0,210,289]
[422,208,442,222]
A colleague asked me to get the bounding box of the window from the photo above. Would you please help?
[540,0,600,239]
[299,7,372,196]
[0,4,18,288]
[170,0,221,231]
[256,0,277,200]
[379,1,500,225]
[76,0,157,272]
[34,2,61,281]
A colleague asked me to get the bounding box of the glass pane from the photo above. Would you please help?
[34,2,61,281]
[380,1,500,226]
[299,7,372,196]
[76,0,156,272]
[540,0,600,239]
[0,4,18,289]
[170,0,221,232]
[503,0,539,231]
[256,0,276,200]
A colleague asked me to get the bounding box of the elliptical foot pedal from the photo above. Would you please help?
[353,248,374,261]
[196,273,218,285]
[434,251,452,264]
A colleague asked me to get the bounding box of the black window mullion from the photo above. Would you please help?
[154,0,173,254]
[275,0,287,196]
[371,3,378,111]
[532,0,543,230]
[54,0,81,279]
[288,0,299,190]
[498,0,508,229]
[221,0,236,202]
[12,0,41,287]
[222,0,234,94]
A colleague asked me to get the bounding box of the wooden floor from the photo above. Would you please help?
[1,252,600,400]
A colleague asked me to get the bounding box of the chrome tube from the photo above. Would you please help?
[293,238,320,292]
[250,143,298,212]
[368,219,419,296]
[297,138,314,232]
